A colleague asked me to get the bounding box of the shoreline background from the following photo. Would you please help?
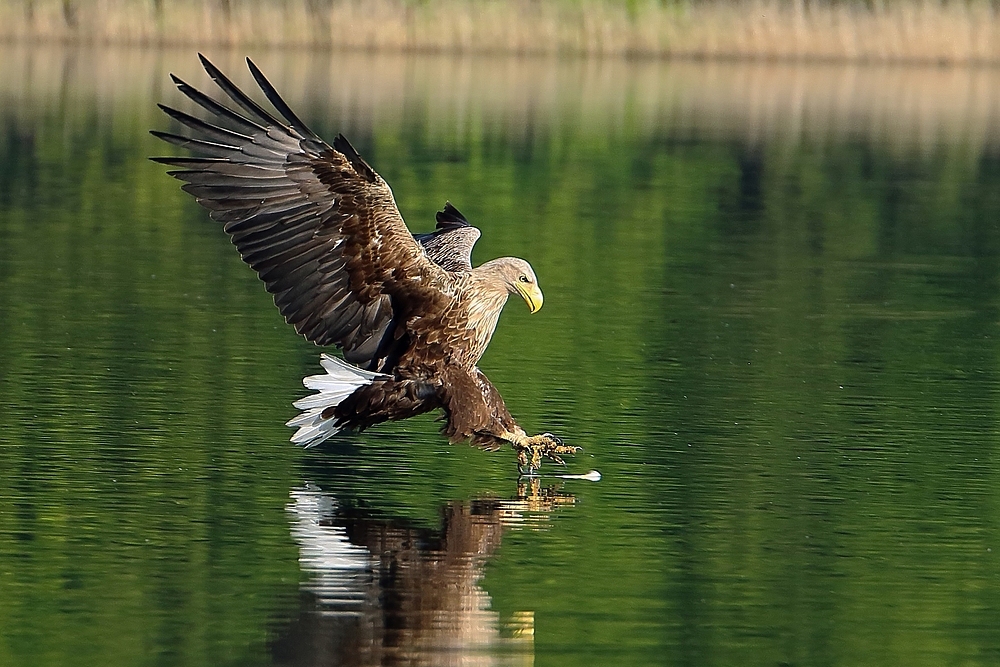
[5,44,1000,156]
[4,0,1000,64]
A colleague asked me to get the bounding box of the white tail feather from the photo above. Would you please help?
[287,354,385,448]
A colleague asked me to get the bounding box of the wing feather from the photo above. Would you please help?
[197,53,286,130]
[246,58,322,141]
[413,202,481,272]
[169,73,266,134]
[157,104,252,145]
[153,55,451,363]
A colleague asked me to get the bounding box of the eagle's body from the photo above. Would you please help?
[153,56,575,473]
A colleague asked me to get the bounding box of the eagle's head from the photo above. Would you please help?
[493,257,543,314]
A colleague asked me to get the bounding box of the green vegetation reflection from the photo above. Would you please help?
[2,56,1000,666]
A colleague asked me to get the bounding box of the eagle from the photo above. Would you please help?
[152,55,577,474]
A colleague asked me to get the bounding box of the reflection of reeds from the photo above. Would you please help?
[6,0,1000,63]
[6,44,1000,155]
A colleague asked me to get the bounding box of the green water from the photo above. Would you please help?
[3,47,1000,666]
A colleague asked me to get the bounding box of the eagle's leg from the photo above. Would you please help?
[470,428,579,475]
[510,432,580,476]
[446,367,578,475]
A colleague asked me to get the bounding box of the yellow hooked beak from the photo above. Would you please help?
[516,282,544,314]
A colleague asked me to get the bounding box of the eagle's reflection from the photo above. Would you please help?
[270,479,573,666]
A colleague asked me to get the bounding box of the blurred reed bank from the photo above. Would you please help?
[4,0,1000,63]
[7,45,1000,152]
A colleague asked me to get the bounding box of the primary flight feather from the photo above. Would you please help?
[152,55,576,474]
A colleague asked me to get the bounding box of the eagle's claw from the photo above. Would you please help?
[515,433,579,476]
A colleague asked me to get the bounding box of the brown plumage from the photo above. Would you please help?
[152,55,576,474]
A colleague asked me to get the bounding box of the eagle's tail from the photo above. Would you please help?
[286,354,385,448]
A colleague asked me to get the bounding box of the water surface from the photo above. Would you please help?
[3,46,1000,666]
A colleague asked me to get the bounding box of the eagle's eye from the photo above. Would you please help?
[518,275,530,283]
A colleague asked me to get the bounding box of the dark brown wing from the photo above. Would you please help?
[414,202,481,272]
[152,55,451,368]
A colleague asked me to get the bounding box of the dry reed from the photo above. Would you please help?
[4,0,1000,63]
[6,44,1000,155]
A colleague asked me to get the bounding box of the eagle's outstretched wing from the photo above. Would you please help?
[152,55,451,369]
